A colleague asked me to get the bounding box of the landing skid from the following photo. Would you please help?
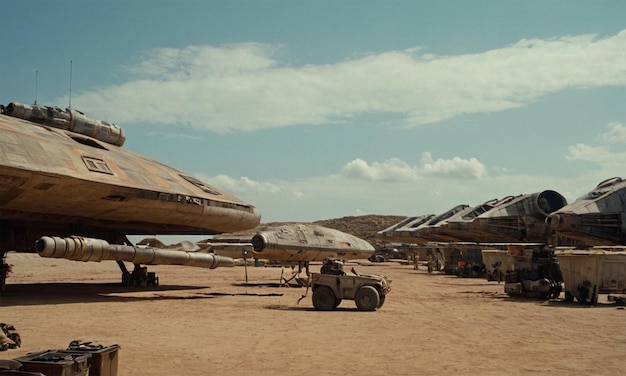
[117,261,159,287]
[1,252,9,293]
[280,262,311,287]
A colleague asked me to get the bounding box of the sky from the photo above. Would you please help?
[1,0,626,228]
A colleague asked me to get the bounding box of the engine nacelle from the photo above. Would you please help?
[472,190,567,242]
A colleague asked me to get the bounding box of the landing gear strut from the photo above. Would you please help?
[281,261,311,287]
[1,252,10,293]
[117,261,159,287]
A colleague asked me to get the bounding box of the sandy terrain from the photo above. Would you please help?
[1,252,624,376]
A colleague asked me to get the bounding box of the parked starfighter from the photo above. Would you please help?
[199,223,375,284]
[376,189,568,298]
[251,224,375,262]
[547,177,626,246]
[0,102,261,290]
[547,177,626,305]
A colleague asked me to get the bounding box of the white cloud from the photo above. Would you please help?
[566,143,626,168]
[201,174,282,194]
[341,158,418,182]
[146,131,202,141]
[566,143,612,162]
[565,122,626,174]
[341,154,487,182]
[127,43,279,79]
[68,30,626,133]
[600,122,626,144]
[419,152,488,179]
[197,170,607,223]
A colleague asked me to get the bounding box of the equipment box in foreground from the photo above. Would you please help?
[14,350,90,376]
[63,342,120,376]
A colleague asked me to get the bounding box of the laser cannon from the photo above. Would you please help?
[37,236,234,268]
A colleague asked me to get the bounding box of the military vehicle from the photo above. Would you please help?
[309,259,391,311]
[0,102,261,290]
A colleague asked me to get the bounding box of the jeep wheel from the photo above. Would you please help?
[355,286,380,311]
[312,286,336,310]
[377,294,386,308]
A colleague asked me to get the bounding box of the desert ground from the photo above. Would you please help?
[1,252,624,376]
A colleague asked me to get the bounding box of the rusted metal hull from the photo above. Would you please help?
[376,191,567,244]
[251,224,375,262]
[0,110,261,252]
[375,215,435,243]
[471,190,567,242]
[547,177,626,246]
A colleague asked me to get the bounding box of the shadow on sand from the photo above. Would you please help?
[1,282,217,306]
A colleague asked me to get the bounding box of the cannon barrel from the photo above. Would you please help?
[36,236,234,268]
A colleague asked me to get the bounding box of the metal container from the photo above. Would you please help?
[14,351,90,376]
[64,342,120,376]
[556,247,626,304]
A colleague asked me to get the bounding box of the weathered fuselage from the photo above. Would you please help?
[0,102,261,252]
[547,177,626,246]
[251,224,375,262]
[376,191,567,244]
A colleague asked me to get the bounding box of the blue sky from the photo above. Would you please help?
[2,0,626,225]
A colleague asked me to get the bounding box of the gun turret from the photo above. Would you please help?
[4,102,126,146]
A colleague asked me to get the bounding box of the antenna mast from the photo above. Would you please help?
[68,60,73,109]
[34,70,38,105]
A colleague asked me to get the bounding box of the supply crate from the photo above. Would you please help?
[14,350,90,376]
[64,341,120,376]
